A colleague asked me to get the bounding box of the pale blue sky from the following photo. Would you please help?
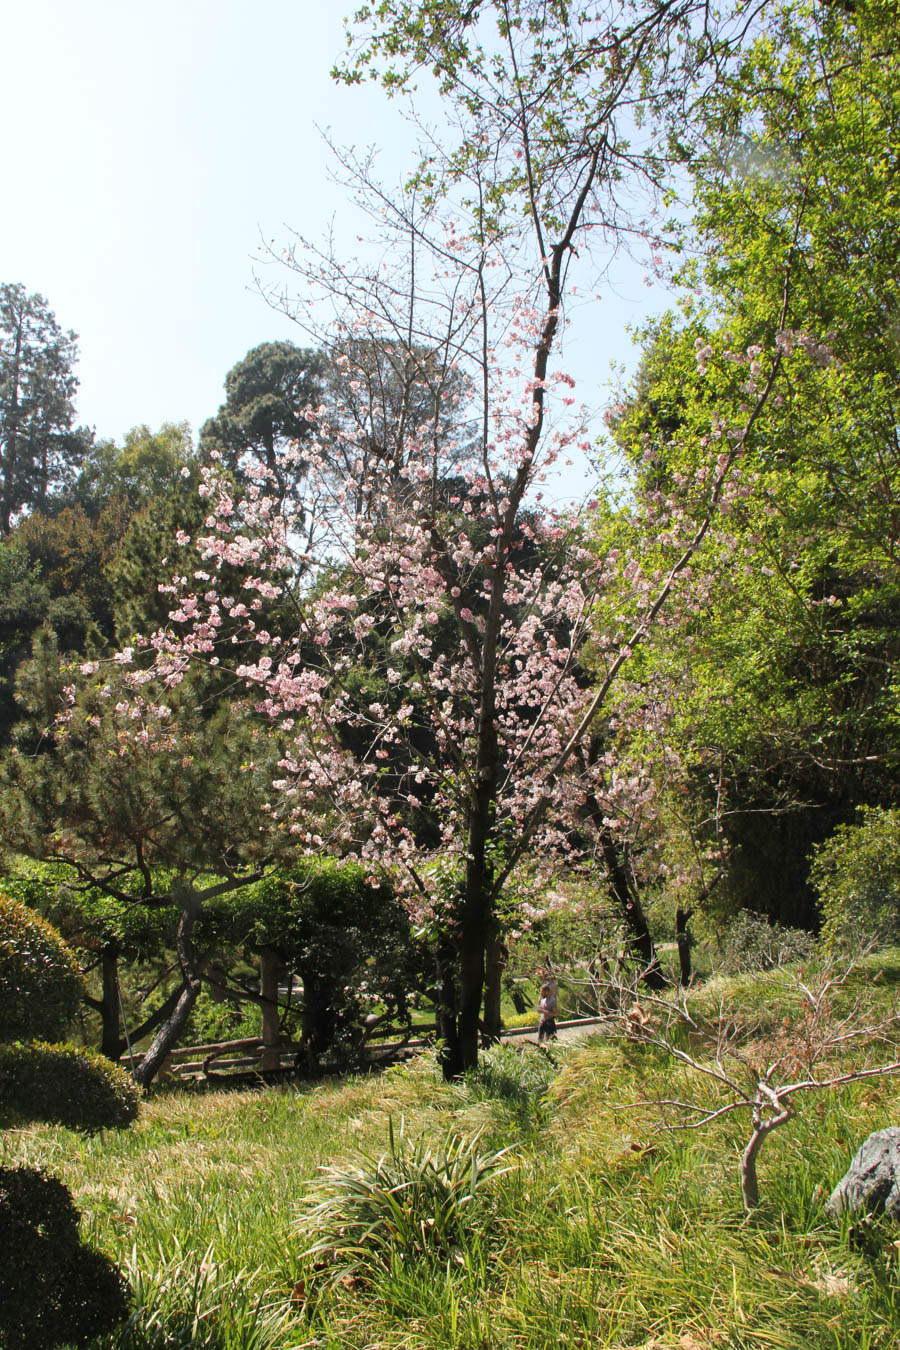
[2,0,669,471]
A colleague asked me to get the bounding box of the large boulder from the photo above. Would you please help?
[827,1127,900,1219]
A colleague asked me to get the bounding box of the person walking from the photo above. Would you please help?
[537,980,558,1042]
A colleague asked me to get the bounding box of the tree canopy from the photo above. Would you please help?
[0,284,92,536]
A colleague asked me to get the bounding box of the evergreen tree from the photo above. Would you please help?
[199,341,324,517]
[0,284,92,535]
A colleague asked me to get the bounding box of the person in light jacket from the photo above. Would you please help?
[537,980,558,1041]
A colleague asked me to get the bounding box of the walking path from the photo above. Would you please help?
[498,1015,608,1046]
[367,1015,608,1064]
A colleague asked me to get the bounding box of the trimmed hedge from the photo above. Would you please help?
[0,895,85,1041]
[0,1165,130,1349]
[0,1041,140,1130]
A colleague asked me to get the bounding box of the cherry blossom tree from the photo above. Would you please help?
[100,0,796,1076]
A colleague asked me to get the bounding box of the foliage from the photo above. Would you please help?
[230,861,420,1061]
[6,959,900,1347]
[460,1040,557,1123]
[185,987,263,1047]
[119,0,782,1079]
[296,1119,512,1281]
[592,953,900,1209]
[2,638,287,887]
[0,1165,130,1349]
[199,342,325,518]
[716,908,815,975]
[0,1040,140,1130]
[0,537,101,746]
[0,634,302,1085]
[4,862,176,963]
[0,282,92,536]
[100,423,203,640]
[0,903,133,1343]
[605,0,900,927]
[110,1239,295,1350]
[0,893,84,1040]
[811,807,900,952]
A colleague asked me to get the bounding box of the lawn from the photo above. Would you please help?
[3,959,900,1348]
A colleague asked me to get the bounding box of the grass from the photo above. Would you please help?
[3,964,900,1348]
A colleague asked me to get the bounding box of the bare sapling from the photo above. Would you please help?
[602,956,900,1210]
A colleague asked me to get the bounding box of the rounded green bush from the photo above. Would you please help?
[0,1041,140,1130]
[0,1165,130,1349]
[0,895,85,1041]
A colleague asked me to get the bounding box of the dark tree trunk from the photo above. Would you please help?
[116,985,184,1065]
[456,918,486,1075]
[298,972,339,1074]
[98,948,121,1060]
[133,909,201,1088]
[676,907,694,987]
[482,936,508,1042]
[596,827,667,990]
[434,948,461,1081]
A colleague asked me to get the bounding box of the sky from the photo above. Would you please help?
[2,0,672,486]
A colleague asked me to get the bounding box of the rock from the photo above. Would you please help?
[827,1127,900,1219]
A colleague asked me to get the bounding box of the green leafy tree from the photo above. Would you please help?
[0,427,196,740]
[230,861,420,1067]
[199,341,325,516]
[150,0,786,1083]
[6,865,188,1060]
[811,807,900,950]
[0,633,300,1085]
[606,0,900,925]
[0,283,92,535]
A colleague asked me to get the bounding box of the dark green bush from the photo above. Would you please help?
[226,860,423,1064]
[0,894,85,1041]
[0,1165,130,1349]
[0,1040,140,1130]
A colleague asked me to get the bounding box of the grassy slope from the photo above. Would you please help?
[3,961,900,1348]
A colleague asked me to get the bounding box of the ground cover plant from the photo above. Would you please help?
[1,955,899,1348]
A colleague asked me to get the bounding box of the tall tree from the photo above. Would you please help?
[198,342,325,519]
[0,284,91,535]
[119,0,792,1077]
[606,0,900,924]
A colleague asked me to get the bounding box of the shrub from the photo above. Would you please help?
[0,894,85,1041]
[0,1165,130,1349]
[233,861,423,1065]
[716,909,815,974]
[811,807,900,952]
[296,1119,513,1280]
[0,1040,140,1130]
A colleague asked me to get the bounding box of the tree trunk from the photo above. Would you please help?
[258,948,282,1071]
[116,985,184,1065]
[597,828,667,989]
[298,971,339,1075]
[456,927,485,1075]
[98,948,121,1060]
[482,936,508,1042]
[434,948,461,1081]
[133,909,201,1088]
[676,907,694,988]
